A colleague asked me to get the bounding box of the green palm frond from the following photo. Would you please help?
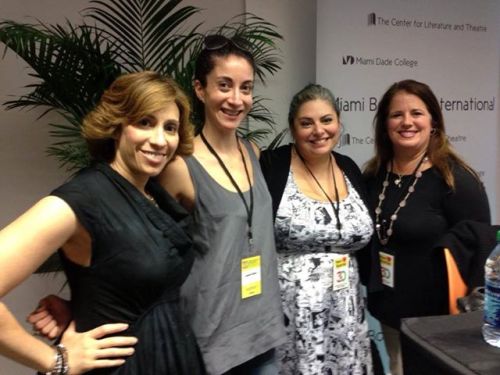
[84,0,203,76]
[235,96,277,145]
[47,113,91,170]
[246,96,275,128]
[47,139,92,171]
[265,128,289,150]
[1,0,283,173]
[1,21,120,121]
[0,20,120,170]
[237,127,272,145]
[158,32,203,86]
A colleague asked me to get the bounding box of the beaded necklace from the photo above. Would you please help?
[375,154,428,245]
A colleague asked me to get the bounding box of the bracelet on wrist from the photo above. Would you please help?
[44,344,69,375]
[43,347,59,375]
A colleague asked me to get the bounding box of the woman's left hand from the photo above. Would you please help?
[60,321,138,374]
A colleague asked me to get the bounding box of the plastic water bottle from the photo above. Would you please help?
[483,230,500,347]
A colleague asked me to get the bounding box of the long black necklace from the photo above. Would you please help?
[295,147,342,239]
[200,132,254,246]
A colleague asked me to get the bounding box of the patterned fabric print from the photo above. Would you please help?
[275,170,373,375]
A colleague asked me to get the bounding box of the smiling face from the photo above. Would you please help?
[111,103,180,187]
[292,99,340,160]
[194,54,254,132]
[386,91,433,157]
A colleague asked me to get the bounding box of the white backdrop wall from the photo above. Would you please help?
[316,0,499,371]
[316,0,499,222]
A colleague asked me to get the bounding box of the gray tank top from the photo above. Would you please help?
[181,140,286,374]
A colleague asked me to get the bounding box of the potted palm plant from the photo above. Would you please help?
[0,0,283,271]
[0,0,283,171]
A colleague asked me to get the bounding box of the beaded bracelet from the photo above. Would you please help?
[57,344,69,375]
[44,344,69,375]
[43,348,59,375]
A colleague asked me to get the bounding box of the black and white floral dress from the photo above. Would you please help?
[275,170,373,375]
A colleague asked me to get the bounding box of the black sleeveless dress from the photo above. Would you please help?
[51,163,205,374]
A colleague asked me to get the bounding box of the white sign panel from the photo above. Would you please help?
[317,0,499,220]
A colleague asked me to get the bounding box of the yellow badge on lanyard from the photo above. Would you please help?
[241,255,262,299]
[332,254,350,291]
[379,251,395,288]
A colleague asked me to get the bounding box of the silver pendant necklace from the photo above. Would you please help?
[145,191,159,208]
[375,154,428,245]
[394,173,404,187]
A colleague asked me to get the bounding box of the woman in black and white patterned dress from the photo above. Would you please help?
[261,84,375,374]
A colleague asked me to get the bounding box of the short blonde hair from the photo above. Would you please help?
[83,71,194,161]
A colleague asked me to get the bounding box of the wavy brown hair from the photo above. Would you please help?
[364,79,479,188]
[82,71,194,162]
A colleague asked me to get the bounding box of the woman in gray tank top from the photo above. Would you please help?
[159,35,286,375]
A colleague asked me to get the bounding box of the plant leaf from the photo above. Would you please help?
[0,1,284,171]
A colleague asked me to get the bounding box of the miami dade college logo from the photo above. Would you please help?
[342,55,355,65]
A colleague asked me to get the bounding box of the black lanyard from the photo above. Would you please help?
[200,132,254,246]
[295,146,342,239]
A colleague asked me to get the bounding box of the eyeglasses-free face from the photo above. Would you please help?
[194,54,254,132]
[386,92,433,157]
[111,104,180,187]
[292,99,341,160]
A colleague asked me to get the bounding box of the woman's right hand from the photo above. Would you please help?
[61,321,137,374]
[27,295,72,340]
